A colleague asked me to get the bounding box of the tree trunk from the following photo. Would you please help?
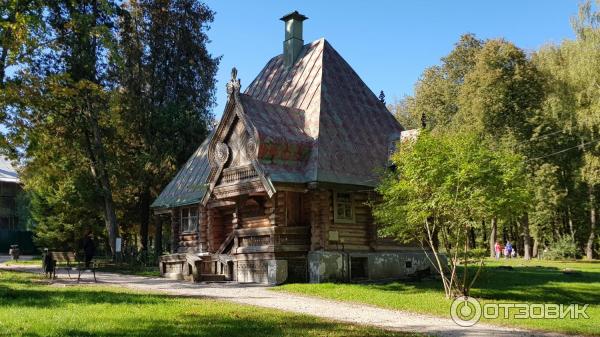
[155,216,163,257]
[489,217,497,258]
[140,187,150,253]
[532,237,539,258]
[83,109,118,257]
[481,220,486,249]
[567,205,576,239]
[469,228,476,250]
[522,213,531,260]
[587,186,596,260]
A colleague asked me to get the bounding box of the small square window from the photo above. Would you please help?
[334,192,354,223]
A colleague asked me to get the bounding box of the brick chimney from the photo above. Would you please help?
[280,11,308,68]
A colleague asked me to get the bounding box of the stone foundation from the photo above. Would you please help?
[159,253,188,280]
[307,251,445,283]
[159,251,444,284]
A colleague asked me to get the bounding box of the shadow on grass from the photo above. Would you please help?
[344,264,600,305]
[14,314,401,337]
[0,273,405,337]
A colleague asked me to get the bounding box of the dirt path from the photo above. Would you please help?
[1,264,572,337]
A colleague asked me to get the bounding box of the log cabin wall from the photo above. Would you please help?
[175,204,208,253]
[328,191,373,251]
[307,188,396,252]
[198,206,208,251]
[206,206,235,253]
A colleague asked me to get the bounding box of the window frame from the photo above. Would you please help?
[333,191,355,224]
[180,206,199,233]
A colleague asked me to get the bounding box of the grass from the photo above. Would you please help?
[0,271,419,337]
[3,257,161,277]
[96,264,161,277]
[3,257,43,266]
[275,258,600,336]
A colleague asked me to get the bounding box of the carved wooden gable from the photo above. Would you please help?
[203,68,275,204]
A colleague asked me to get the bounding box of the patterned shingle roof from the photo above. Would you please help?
[152,38,402,209]
[239,94,313,183]
[246,38,402,186]
[150,133,213,209]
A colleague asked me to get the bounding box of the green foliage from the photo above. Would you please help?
[113,0,219,251]
[386,1,600,263]
[0,1,218,253]
[544,235,581,260]
[374,130,529,296]
[375,130,528,244]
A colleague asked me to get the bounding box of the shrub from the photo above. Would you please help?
[544,235,580,260]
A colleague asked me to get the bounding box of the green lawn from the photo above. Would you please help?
[275,259,600,336]
[3,257,43,266]
[0,271,419,337]
[3,258,161,277]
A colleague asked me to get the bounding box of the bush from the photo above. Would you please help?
[466,247,488,259]
[544,235,580,260]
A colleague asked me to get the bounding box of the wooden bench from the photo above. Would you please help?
[47,252,97,283]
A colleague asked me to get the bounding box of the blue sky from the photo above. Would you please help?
[205,0,579,116]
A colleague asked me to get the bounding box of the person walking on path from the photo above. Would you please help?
[494,241,502,259]
[505,241,513,259]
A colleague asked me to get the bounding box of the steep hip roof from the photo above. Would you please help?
[246,38,403,186]
[152,39,402,209]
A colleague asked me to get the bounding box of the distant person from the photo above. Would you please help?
[494,241,502,259]
[42,248,54,278]
[506,241,513,259]
[82,232,96,269]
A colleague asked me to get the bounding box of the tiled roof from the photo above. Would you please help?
[239,94,313,183]
[246,39,402,186]
[150,132,213,209]
[152,38,402,208]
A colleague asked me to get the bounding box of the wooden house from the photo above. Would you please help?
[151,11,433,284]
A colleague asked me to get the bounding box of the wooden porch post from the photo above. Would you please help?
[170,209,180,253]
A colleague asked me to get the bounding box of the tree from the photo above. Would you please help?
[374,130,528,298]
[0,0,44,86]
[396,34,482,130]
[114,0,219,255]
[1,0,122,255]
[533,0,600,259]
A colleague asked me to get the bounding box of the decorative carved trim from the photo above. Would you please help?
[202,67,277,205]
[221,164,258,185]
[213,179,266,199]
[213,142,230,166]
[245,136,258,160]
[226,67,241,97]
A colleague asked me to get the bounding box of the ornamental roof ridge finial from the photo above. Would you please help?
[226,67,241,97]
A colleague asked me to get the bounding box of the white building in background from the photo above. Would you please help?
[0,156,21,230]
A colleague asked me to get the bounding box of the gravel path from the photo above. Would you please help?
[1,263,573,337]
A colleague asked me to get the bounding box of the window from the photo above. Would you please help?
[334,192,354,223]
[180,207,199,233]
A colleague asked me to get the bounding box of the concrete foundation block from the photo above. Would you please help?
[267,260,288,285]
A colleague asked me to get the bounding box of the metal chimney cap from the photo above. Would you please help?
[280,11,308,22]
